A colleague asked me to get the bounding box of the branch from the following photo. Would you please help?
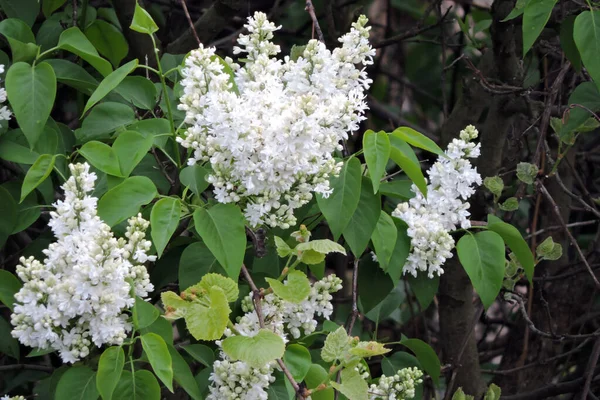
[345,258,359,334]
[305,0,325,42]
[501,374,600,400]
[0,364,53,373]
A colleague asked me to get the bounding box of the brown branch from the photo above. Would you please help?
[179,0,201,47]
[501,374,600,400]
[537,181,600,290]
[0,364,53,373]
[345,258,359,334]
[582,337,600,399]
[240,264,306,399]
[305,0,325,42]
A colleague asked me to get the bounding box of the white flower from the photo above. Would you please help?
[1,395,26,400]
[178,12,374,228]
[392,125,482,278]
[10,163,155,363]
[369,367,423,400]
[0,65,11,128]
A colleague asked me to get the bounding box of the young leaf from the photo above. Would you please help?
[113,130,154,177]
[97,176,157,226]
[316,157,362,239]
[266,270,311,303]
[388,135,427,196]
[79,141,122,177]
[499,197,519,211]
[487,214,535,282]
[456,231,506,309]
[221,329,285,367]
[349,341,391,358]
[130,2,159,35]
[483,176,504,197]
[391,127,444,157]
[363,130,390,193]
[295,239,346,255]
[371,211,398,270]
[83,59,138,114]
[399,337,441,385]
[574,11,600,90]
[140,333,174,392]
[96,347,125,400]
[6,62,57,148]
[113,370,160,400]
[484,384,501,400]
[20,154,56,202]
[321,327,352,363]
[342,176,381,257]
[167,345,203,400]
[133,297,159,330]
[58,27,113,77]
[184,286,231,340]
[452,388,475,400]
[55,367,99,400]
[274,236,292,257]
[536,236,563,261]
[193,203,246,280]
[516,162,538,184]
[522,0,558,55]
[150,197,181,258]
[196,273,239,302]
[330,368,368,400]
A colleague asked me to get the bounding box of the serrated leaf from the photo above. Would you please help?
[274,236,292,257]
[457,231,506,309]
[452,388,474,400]
[185,286,231,340]
[321,327,352,363]
[266,270,311,303]
[197,273,239,302]
[349,341,391,358]
[330,368,368,400]
[499,197,519,211]
[97,347,125,400]
[363,130,390,193]
[296,239,346,255]
[299,249,326,265]
[484,384,501,400]
[536,236,562,261]
[483,176,504,197]
[140,333,173,392]
[516,162,538,184]
[221,329,285,367]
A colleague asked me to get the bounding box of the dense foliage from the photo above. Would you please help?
[0,0,599,399]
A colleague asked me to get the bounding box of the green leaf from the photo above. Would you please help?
[178,242,224,291]
[58,27,113,77]
[407,273,439,310]
[46,59,99,95]
[304,364,334,400]
[167,345,203,400]
[0,186,17,247]
[342,177,381,257]
[274,236,292,257]
[502,0,528,21]
[316,157,362,239]
[560,83,600,142]
[179,165,210,197]
[283,344,311,382]
[516,162,538,184]
[21,154,56,202]
[115,76,158,110]
[0,18,35,43]
[379,179,414,200]
[130,2,159,34]
[42,0,68,17]
[483,176,504,197]
[349,341,391,358]
[0,132,41,164]
[113,130,154,177]
[113,370,160,400]
[85,20,128,68]
[150,197,181,257]
[221,329,285,367]
[299,249,325,265]
[83,59,138,115]
[487,214,535,282]
[330,368,368,400]
[56,367,99,400]
[141,316,174,345]
[522,0,558,55]
[452,388,474,400]
[484,384,501,400]
[560,16,582,72]
[0,0,40,27]
[182,344,215,368]
[80,141,122,176]
[195,273,239,302]
[185,286,231,340]
[141,333,173,392]
[499,197,519,211]
[78,102,136,143]
[193,203,246,280]
[391,127,444,156]
[363,130,390,193]
[295,239,346,255]
[321,326,352,363]
[574,11,600,90]
[0,316,20,360]
[96,347,125,400]
[371,211,397,270]
[6,62,57,149]
[456,231,506,309]
[98,176,157,226]
[37,18,64,52]
[133,297,159,330]
[358,255,394,313]
[388,135,427,196]
[266,270,311,303]
[399,337,440,385]
[536,236,563,261]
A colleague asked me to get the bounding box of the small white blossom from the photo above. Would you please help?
[1,395,26,400]
[10,163,155,363]
[0,64,11,128]
[178,13,374,228]
[392,126,482,278]
[369,367,423,400]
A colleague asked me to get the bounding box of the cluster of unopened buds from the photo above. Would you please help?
[178,12,375,228]
[10,163,155,363]
[0,64,11,127]
[368,367,424,400]
[392,125,482,278]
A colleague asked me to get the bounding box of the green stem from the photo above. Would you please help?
[150,35,181,168]
[137,64,161,76]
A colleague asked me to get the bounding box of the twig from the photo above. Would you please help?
[72,0,78,26]
[179,0,201,47]
[240,264,306,399]
[581,337,600,399]
[524,220,599,240]
[438,2,448,119]
[501,374,600,400]
[537,182,600,289]
[554,172,600,219]
[346,258,359,334]
[305,0,325,42]
[0,364,53,373]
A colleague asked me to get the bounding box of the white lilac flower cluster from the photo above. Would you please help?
[10,163,155,363]
[392,125,482,278]
[1,396,25,400]
[207,274,343,400]
[177,12,375,228]
[0,65,11,127]
[369,367,423,400]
